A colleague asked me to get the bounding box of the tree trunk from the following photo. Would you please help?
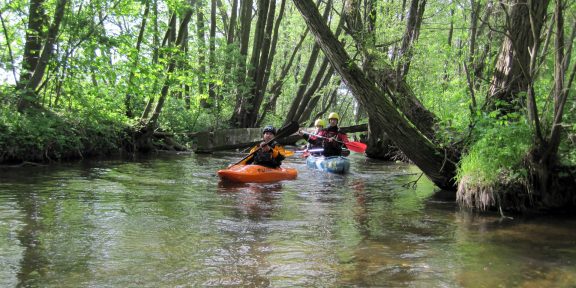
[298,64,338,126]
[246,0,276,126]
[138,9,193,152]
[285,0,332,124]
[529,0,573,208]
[295,58,330,122]
[344,0,436,142]
[0,11,17,82]
[18,0,68,111]
[208,0,217,108]
[259,0,287,102]
[19,0,46,85]
[396,0,426,80]
[292,0,457,190]
[485,0,549,114]
[229,0,253,127]
[259,28,309,125]
[125,0,150,118]
[227,0,239,44]
[196,0,209,108]
[147,11,193,128]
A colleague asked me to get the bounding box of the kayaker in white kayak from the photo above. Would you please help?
[299,118,326,156]
[318,112,349,157]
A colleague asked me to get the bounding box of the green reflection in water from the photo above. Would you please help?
[0,153,575,287]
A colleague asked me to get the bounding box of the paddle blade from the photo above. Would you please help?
[345,141,367,153]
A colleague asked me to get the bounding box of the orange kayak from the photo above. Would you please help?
[217,164,298,183]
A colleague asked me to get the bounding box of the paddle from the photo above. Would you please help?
[285,148,323,157]
[228,121,300,167]
[301,131,367,153]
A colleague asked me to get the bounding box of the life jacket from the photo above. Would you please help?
[318,126,347,157]
[245,141,285,168]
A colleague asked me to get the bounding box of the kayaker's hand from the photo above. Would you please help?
[298,130,303,136]
[260,142,271,152]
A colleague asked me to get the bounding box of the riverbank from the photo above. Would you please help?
[0,108,190,165]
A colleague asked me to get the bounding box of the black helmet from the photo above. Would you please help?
[263,125,276,135]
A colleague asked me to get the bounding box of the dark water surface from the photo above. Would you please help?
[1,152,575,287]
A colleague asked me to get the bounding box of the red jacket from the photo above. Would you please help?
[318,126,348,157]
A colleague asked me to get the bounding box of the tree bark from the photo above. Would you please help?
[229,0,253,127]
[208,0,217,108]
[396,0,426,80]
[485,0,550,113]
[196,0,209,108]
[19,0,47,85]
[285,0,332,124]
[18,0,68,111]
[246,0,276,126]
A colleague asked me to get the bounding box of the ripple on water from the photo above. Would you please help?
[1,153,576,287]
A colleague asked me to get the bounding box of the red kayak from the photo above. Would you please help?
[217,164,298,183]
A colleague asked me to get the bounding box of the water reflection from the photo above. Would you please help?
[16,192,48,287]
[351,179,370,236]
[0,153,575,287]
[217,182,283,220]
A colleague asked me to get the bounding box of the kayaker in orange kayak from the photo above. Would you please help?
[240,125,286,168]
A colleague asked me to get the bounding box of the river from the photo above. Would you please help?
[1,152,575,287]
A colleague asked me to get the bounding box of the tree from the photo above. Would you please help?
[485,0,550,114]
[17,0,68,112]
[292,0,457,190]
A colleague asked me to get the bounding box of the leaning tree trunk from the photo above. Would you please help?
[292,0,457,190]
[344,0,436,160]
[19,0,46,86]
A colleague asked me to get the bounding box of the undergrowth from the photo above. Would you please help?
[0,107,128,164]
[456,115,533,210]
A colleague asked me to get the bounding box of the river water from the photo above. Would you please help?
[0,152,575,287]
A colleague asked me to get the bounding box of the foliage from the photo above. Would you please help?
[0,105,127,163]
[0,0,574,186]
[456,114,532,187]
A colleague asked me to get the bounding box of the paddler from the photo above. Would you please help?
[298,118,326,156]
[318,112,349,157]
[241,125,286,168]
